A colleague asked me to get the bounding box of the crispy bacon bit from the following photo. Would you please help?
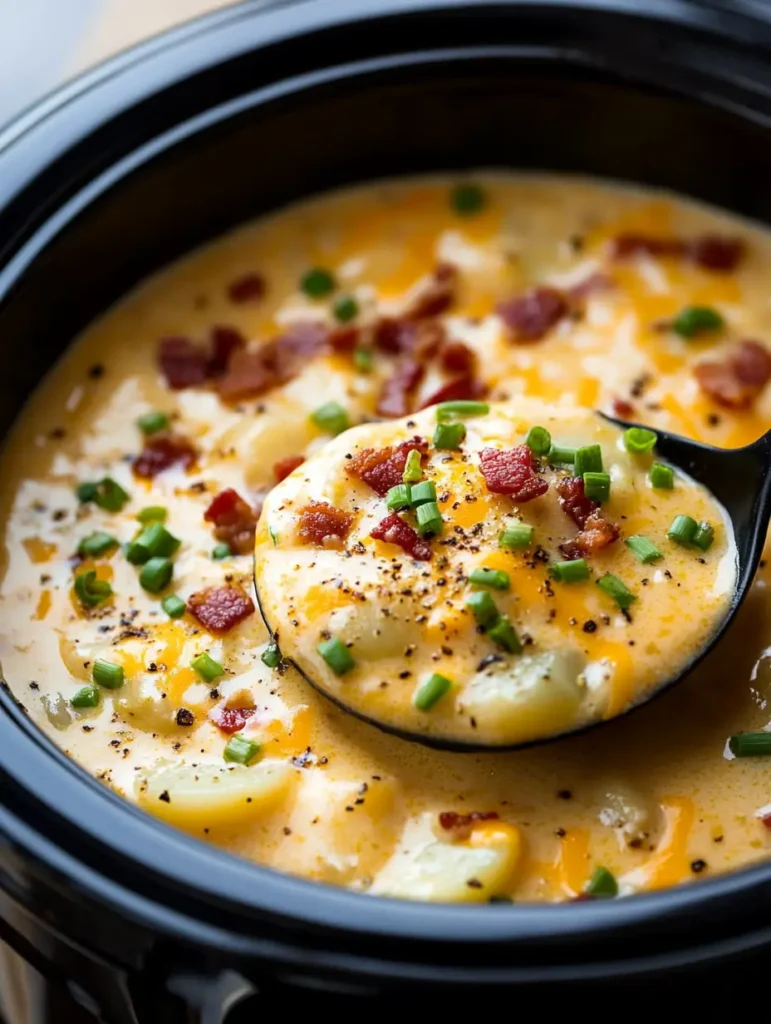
[188,584,255,634]
[209,706,255,734]
[420,374,486,409]
[611,397,635,418]
[406,263,458,319]
[441,340,476,374]
[373,317,445,359]
[497,287,568,343]
[555,476,597,528]
[273,455,305,482]
[208,326,246,377]
[694,339,771,409]
[296,501,353,545]
[217,322,327,401]
[134,433,197,479]
[376,358,425,417]
[204,488,258,555]
[478,446,549,502]
[370,512,432,561]
[328,327,359,352]
[611,233,745,273]
[228,273,266,303]
[560,510,620,559]
[158,336,208,389]
[439,810,499,840]
[346,438,428,495]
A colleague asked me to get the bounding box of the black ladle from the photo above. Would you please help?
[255,419,771,753]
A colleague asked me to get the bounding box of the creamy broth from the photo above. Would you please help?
[3,174,771,903]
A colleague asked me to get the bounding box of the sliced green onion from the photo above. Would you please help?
[451,183,486,215]
[667,514,698,546]
[487,616,522,654]
[410,480,437,507]
[301,267,335,298]
[317,636,355,676]
[671,305,724,338]
[333,294,359,323]
[191,652,224,682]
[74,570,112,607]
[549,559,589,583]
[161,594,186,619]
[525,425,552,456]
[583,471,611,503]
[76,482,98,503]
[126,522,181,565]
[436,400,490,422]
[433,421,466,449]
[585,866,618,898]
[261,642,281,669]
[574,444,603,476]
[77,477,129,512]
[466,590,499,628]
[212,543,232,560]
[402,449,423,483]
[499,523,534,549]
[224,735,262,766]
[415,501,443,537]
[138,556,173,593]
[468,567,510,590]
[92,659,124,690]
[137,506,168,523]
[136,410,169,435]
[596,573,636,610]
[693,521,715,552]
[728,732,771,757]
[311,400,349,436]
[386,484,412,511]
[71,685,100,709]
[353,347,373,373]
[649,462,674,490]
[548,444,577,465]
[625,535,662,564]
[623,427,657,454]
[268,525,279,546]
[77,532,117,558]
[413,673,452,711]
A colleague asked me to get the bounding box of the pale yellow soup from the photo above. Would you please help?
[2,174,771,903]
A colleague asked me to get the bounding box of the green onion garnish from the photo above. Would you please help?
[525,425,552,456]
[499,523,534,549]
[191,652,224,682]
[410,480,437,507]
[402,449,423,484]
[77,477,129,512]
[126,522,181,565]
[224,735,262,766]
[413,673,453,711]
[625,535,662,564]
[583,471,611,503]
[667,514,698,546]
[137,506,167,523]
[574,445,603,476]
[436,400,490,422]
[301,267,335,298]
[549,559,589,583]
[468,567,510,590]
[585,866,618,898]
[136,410,169,435]
[386,484,412,511]
[333,295,359,323]
[623,427,657,454]
[466,590,499,628]
[433,422,466,449]
[71,685,100,709]
[92,659,124,690]
[77,532,118,558]
[415,501,443,537]
[161,594,186,619]
[671,305,725,338]
[76,482,98,503]
[487,616,522,653]
[451,183,486,216]
[317,636,355,676]
[311,400,350,436]
[548,444,577,465]
[649,462,674,490]
[353,347,373,373]
[693,521,715,552]
[261,642,281,669]
[268,525,279,546]
[728,732,771,757]
[74,570,112,607]
[138,556,173,593]
[212,543,232,560]
[596,573,636,610]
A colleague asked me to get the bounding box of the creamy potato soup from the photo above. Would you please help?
[3,174,771,904]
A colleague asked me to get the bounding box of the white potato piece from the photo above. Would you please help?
[327,602,422,661]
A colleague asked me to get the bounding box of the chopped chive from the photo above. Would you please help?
[466,590,499,628]
[402,448,423,483]
[574,444,603,476]
[525,425,552,456]
[672,305,724,338]
[136,410,169,435]
[667,514,698,546]
[649,461,674,490]
[333,295,359,323]
[126,523,180,565]
[596,573,636,610]
[468,567,510,590]
[224,735,262,766]
[410,480,437,507]
[77,531,118,558]
[353,347,373,373]
[548,444,577,465]
[92,659,124,690]
[583,471,611,503]
[623,427,657,454]
[317,636,355,676]
[212,543,232,560]
[161,594,186,619]
[433,421,466,449]
[77,477,129,512]
[301,267,335,298]
[436,400,490,421]
[191,651,224,682]
[499,522,534,549]
[71,685,100,709]
[585,866,618,898]
[728,732,771,757]
[451,183,486,215]
[413,672,453,711]
[550,559,589,583]
[76,482,99,503]
[487,615,522,653]
[693,521,715,552]
[261,642,281,669]
[138,556,173,593]
[137,506,168,523]
[386,484,412,511]
[625,535,662,564]
[74,570,112,607]
[415,501,442,537]
[311,400,349,436]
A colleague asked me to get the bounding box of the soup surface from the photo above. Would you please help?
[3,174,771,903]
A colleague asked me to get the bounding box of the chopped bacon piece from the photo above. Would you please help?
[420,374,486,409]
[439,810,499,841]
[406,263,458,320]
[228,273,266,303]
[555,476,597,528]
[370,512,432,561]
[694,340,771,409]
[188,584,255,634]
[296,501,353,545]
[273,455,305,482]
[328,326,359,352]
[559,511,620,559]
[216,322,327,401]
[204,488,258,555]
[441,340,476,374]
[497,287,568,343]
[273,321,328,374]
[376,358,425,417]
[133,433,197,479]
[346,438,428,495]
[611,397,635,418]
[207,325,246,377]
[158,336,208,389]
[209,706,255,734]
[478,446,549,502]
[373,318,445,359]
[688,235,745,272]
